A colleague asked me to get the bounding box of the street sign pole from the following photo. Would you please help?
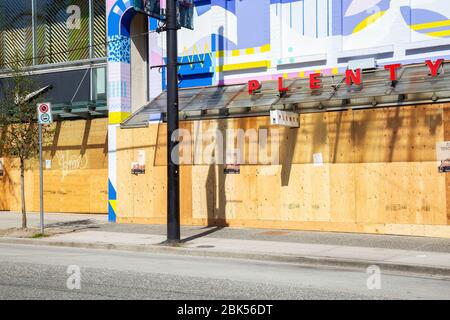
[166,0,181,243]
[36,102,52,235]
[38,122,44,235]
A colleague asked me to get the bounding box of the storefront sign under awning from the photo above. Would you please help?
[121,61,450,129]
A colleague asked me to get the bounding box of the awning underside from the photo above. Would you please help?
[122,62,450,128]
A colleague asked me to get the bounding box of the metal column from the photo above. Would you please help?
[38,123,44,235]
[166,0,181,243]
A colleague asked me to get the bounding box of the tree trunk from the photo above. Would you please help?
[20,158,27,229]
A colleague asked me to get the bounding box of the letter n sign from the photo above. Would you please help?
[37,102,53,125]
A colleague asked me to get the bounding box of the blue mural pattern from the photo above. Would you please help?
[108,35,131,63]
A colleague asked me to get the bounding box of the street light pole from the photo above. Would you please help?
[166,0,181,243]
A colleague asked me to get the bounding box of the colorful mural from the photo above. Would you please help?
[107,0,450,97]
[106,0,450,221]
[106,0,450,98]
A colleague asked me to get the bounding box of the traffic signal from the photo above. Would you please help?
[132,0,164,20]
[178,0,194,30]
[132,0,194,30]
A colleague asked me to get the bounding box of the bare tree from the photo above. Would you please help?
[0,65,52,229]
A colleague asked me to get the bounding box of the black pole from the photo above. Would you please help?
[166,0,181,243]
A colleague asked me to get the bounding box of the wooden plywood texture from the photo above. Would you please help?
[0,158,10,210]
[2,118,108,213]
[444,104,450,224]
[115,103,450,237]
[116,124,167,221]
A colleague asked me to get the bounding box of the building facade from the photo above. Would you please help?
[107,0,450,237]
[1,1,450,237]
[0,0,107,114]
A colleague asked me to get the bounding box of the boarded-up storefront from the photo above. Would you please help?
[0,118,108,214]
[115,103,450,238]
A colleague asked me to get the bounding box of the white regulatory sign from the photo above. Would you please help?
[37,102,53,125]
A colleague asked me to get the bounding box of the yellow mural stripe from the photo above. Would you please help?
[216,60,271,72]
[353,11,385,34]
[231,49,241,57]
[245,47,255,55]
[427,29,450,37]
[109,112,132,124]
[260,44,271,53]
[332,67,339,75]
[215,44,270,58]
[412,19,450,31]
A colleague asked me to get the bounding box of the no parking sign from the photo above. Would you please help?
[37,102,53,125]
[36,102,53,234]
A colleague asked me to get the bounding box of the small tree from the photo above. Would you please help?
[0,65,52,229]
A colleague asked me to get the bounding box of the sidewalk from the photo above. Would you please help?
[0,211,107,229]
[1,212,450,277]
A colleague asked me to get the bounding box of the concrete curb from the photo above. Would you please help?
[1,237,449,278]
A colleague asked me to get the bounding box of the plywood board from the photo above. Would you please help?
[0,158,10,211]
[114,103,450,237]
[443,104,450,224]
[3,118,108,214]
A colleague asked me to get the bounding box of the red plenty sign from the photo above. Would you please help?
[248,59,444,95]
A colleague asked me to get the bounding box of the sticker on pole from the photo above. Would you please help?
[37,103,53,125]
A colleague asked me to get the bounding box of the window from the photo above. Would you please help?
[0,0,106,69]
[0,0,33,68]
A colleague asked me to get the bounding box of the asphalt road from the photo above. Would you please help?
[0,243,449,300]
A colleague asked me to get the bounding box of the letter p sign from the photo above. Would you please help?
[248,80,262,95]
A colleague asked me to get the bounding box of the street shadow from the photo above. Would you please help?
[204,26,229,227]
[180,226,224,243]
[331,112,343,164]
[281,127,298,186]
[386,107,403,162]
[45,219,96,228]
[49,121,62,157]
[80,119,92,156]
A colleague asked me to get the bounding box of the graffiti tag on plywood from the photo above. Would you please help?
[58,152,88,178]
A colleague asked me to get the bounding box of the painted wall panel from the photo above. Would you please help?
[107,0,450,92]
[410,0,450,42]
